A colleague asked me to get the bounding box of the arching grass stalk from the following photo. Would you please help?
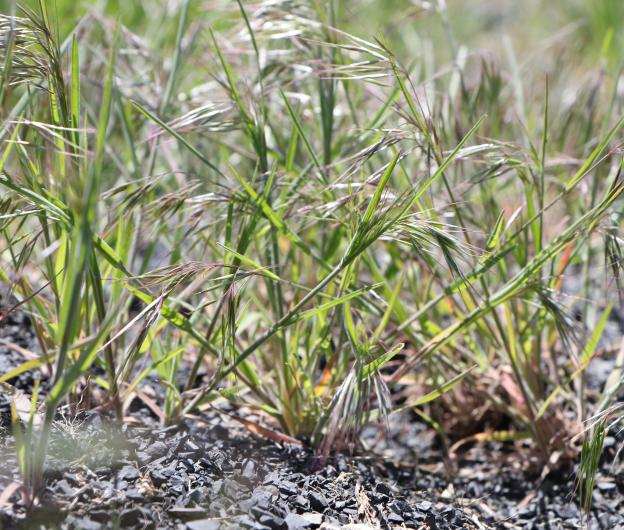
[183,117,485,415]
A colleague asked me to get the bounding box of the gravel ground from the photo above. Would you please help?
[1,292,624,530]
[1,404,623,530]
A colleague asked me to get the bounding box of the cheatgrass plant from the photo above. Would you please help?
[577,420,606,516]
[0,0,623,508]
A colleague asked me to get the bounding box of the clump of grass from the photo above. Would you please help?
[578,420,606,516]
[0,0,623,511]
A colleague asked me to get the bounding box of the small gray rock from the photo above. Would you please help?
[284,512,323,529]
[117,464,139,482]
[597,481,617,492]
[186,519,220,530]
[119,507,143,526]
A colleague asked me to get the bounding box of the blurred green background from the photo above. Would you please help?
[3,0,623,70]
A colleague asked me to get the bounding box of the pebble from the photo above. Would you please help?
[307,491,328,511]
[284,512,323,529]
[117,464,139,482]
[169,506,209,519]
[387,512,404,523]
[119,507,143,526]
[89,511,109,522]
[278,481,299,496]
[150,469,168,487]
[54,479,74,497]
[147,440,169,459]
[597,481,617,492]
[258,513,284,529]
[417,500,432,512]
[186,519,220,530]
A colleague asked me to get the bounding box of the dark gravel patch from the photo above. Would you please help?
[1,295,624,529]
[1,408,623,530]
[1,411,485,529]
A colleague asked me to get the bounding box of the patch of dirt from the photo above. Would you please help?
[1,407,623,529]
[1,302,624,529]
